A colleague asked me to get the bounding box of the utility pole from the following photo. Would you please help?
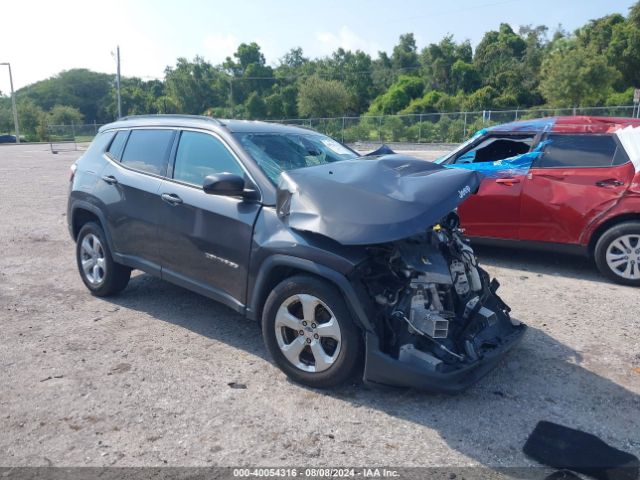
[1,62,20,143]
[116,46,122,119]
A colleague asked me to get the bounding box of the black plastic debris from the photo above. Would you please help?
[365,144,396,156]
[523,421,639,480]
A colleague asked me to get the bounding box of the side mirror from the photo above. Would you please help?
[203,173,245,197]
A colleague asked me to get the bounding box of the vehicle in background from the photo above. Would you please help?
[437,116,640,286]
[0,134,17,143]
[67,115,525,393]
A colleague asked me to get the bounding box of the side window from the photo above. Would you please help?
[454,135,534,164]
[120,129,175,175]
[539,134,617,168]
[173,131,244,186]
[107,130,129,160]
[612,143,631,166]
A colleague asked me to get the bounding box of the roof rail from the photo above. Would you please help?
[118,114,223,125]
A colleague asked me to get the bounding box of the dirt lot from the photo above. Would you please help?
[1,144,639,469]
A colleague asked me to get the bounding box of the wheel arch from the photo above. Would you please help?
[587,213,640,255]
[70,201,115,253]
[248,255,373,333]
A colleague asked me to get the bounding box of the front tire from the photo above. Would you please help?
[261,275,363,388]
[76,222,131,296]
[594,221,640,286]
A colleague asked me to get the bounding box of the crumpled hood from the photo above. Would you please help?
[276,154,484,245]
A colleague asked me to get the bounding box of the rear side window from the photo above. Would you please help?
[173,131,243,186]
[107,130,129,160]
[539,134,618,168]
[120,129,175,175]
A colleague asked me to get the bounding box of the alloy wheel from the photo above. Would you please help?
[274,294,342,373]
[80,233,106,285]
[605,234,640,280]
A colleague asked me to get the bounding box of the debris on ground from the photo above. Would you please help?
[523,421,639,480]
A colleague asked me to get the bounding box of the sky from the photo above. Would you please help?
[0,0,637,92]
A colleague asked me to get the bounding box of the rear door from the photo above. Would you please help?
[97,128,176,273]
[157,129,262,308]
[519,134,635,244]
[449,133,535,239]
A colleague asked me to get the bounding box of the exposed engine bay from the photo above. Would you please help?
[359,211,523,374]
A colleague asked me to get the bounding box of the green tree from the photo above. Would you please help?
[607,3,640,87]
[0,104,13,134]
[18,69,112,123]
[297,76,350,117]
[450,60,481,93]
[245,92,267,119]
[48,105,84,125]
[539,39,619,106]
[224,42,274,104]
[391,34,420,72]
[17,99,46,134]
[314,48,374,114]
[371,51,395,95]
[420,36,473,93]
[164,56,228,114]
[368,75,424,114]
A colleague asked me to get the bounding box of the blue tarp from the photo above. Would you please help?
[445,141,550,178]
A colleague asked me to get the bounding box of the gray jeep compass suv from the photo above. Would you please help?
[68,115,525,393]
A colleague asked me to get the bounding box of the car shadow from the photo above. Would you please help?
[471,245,613,285]
[108,273,640,468]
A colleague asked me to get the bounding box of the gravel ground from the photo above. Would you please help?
[0,144,639,469]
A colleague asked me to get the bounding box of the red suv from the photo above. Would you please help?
[438,116,640,286]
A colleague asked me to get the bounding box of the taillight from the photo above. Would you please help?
[69,163,77,182]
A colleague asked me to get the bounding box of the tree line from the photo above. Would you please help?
[1,2,639,141]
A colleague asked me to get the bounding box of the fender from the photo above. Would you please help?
[580,193,640,250]
[248,254,374,333]
[68,199,115,252]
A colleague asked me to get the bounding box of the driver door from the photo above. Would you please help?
[157,130,262,309]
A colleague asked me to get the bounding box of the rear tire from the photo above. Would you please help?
[262,275,363,388]
[594,221,640,286]
[76,222,131,296]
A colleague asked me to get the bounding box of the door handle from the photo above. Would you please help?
[101,175,118,185]
[495,178,521,186]
[161,193,183,205]
[595,179,624,188]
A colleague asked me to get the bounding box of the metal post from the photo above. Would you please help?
[341,116,345,143]
[463,112,467,140]
[115,46,122,119]
[418,114,423,143]
[378,115,383,142]
[1,62,20,143]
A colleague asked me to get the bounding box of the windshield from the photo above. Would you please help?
[433,130,485,164]
[235,132,359,183]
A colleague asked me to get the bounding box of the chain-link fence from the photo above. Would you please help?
[46,105,639,146]
[278,105,639,144]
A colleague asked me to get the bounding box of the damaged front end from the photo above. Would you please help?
[276,155,526,392]
[357,211,525,393]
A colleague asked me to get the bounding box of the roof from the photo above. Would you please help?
[488,116,640,134]
[99,114,315,135]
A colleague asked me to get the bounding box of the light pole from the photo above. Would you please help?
[111,46,122,118]
[0,62,20,143]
